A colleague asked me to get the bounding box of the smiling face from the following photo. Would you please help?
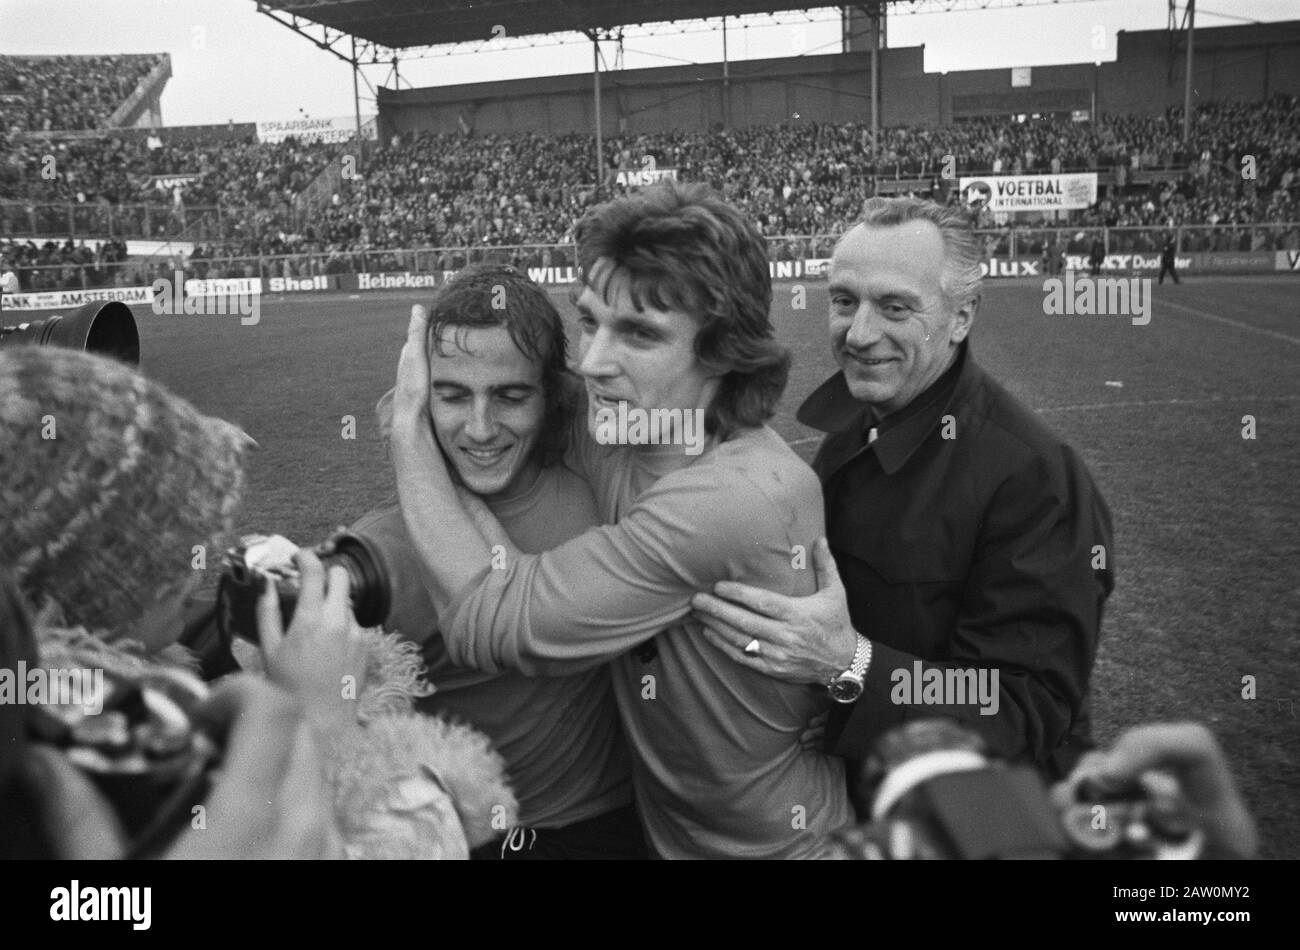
[427,324,545,500]
[573,262,722,439]
[828,221,975,418]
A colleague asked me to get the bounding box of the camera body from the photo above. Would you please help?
[216,532,391,644]
[819,719,1205,860]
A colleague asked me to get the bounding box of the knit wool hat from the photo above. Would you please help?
[0,347,248,639]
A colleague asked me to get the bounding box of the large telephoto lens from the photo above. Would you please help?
[0,300,140,365]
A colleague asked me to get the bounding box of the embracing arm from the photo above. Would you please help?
[692,450,1113,770]
[443,464,803,677]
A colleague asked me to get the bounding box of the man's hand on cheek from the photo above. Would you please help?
[690,538,859,684]
[391,304,454,492]
[392,304,435,444]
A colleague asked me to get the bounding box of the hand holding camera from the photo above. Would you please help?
[255,548,369,731]
[1060,722,1257,859]
[818,719,1243,860]
[25,664,341,859]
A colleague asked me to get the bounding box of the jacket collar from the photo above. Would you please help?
[797,342,979,475]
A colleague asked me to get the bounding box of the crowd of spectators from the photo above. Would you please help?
[0,134,332,204]
[1026,99,1300,229]
[874,102,1264,178]
[1,94,1296,289]
[0,54,161,133]
[0,236,133,292]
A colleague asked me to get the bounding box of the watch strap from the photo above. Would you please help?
[847,632,872,679]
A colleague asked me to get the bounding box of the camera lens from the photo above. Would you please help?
[325,535,390,628]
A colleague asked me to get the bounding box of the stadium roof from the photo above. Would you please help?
[256,1,823,50]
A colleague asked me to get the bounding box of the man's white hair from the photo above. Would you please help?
[838,197,984,310]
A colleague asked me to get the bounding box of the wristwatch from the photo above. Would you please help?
[827,632,873,704]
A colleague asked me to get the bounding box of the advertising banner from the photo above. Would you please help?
[1275,250,1300,272]
[1059,253,1192,275]
[976,251,1274,277]
[148,174,200,192]
[525,267,577,285]
[769,259,829,279]
[346,271,439,291]
[256,115,377,145]
[614,167,679,188]
[266,275,338,293]
[960,173,1098,212]
[1191,251,1276,272]
[184,277,262,297]
[1,285,155,312]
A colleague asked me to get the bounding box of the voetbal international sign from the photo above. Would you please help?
[960,173,1098,212]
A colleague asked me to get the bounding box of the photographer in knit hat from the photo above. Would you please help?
[0,346,515,859]
[2,345,249,649]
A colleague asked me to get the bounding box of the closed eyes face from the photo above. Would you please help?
[427,325,545,500]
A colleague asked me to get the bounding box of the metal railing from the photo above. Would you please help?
[972,223,1300,259]
[0,200,238,242]
[0,244,582,293]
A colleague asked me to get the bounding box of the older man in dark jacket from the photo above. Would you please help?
[692,197,1113,783]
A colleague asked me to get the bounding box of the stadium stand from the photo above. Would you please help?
[1,90,1296,290]
[0,54,164,132]
[0,135,340,208]
[5,97,1296,229]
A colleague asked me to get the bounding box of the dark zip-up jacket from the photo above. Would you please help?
[800,342,1114,779]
